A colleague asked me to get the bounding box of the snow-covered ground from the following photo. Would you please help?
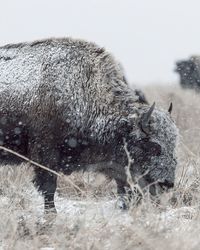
[0,183,199,250]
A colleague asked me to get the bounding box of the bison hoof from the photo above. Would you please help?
[44,207,57,222]
[116,196,130,210]
[45,206,57,214]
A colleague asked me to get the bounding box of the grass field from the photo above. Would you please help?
[1,84,200,250]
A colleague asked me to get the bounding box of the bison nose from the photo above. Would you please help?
[159,180,174,190]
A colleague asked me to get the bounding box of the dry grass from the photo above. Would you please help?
[1,84,200,249]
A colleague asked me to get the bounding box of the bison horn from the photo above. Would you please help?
[168,102,173,114]
[141,102,155,134]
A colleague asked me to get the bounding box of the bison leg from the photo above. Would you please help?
[115,179,133,210]
[29,142,60,213]
[116,179,142,209]
[34,169,57,213]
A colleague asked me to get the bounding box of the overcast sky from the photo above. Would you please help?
[0,0,200,86]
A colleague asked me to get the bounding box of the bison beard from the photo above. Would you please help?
[0,38,177,213]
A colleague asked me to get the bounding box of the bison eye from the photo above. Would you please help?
[144,142,161,156]
[136,139,161,157]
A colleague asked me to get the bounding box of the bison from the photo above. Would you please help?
[175,56,200,90]
[0,38,177,212]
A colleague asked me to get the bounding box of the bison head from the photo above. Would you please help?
[124,103,177,196]
[175,58,200,89]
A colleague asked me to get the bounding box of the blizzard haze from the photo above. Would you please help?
[0,0,200,85]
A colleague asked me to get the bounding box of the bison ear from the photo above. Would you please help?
[168,102,173,114]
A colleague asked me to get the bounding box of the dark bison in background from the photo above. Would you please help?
[175,56,200,90]
[0,38,177,213]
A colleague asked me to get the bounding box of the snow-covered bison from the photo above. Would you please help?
[0,38,177,212]
[175,56,200,90]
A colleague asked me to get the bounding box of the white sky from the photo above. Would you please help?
[0,0,200,86]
